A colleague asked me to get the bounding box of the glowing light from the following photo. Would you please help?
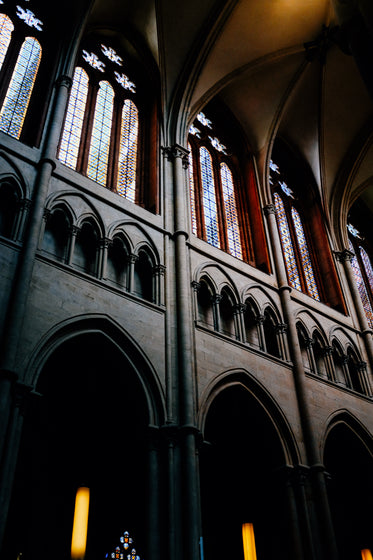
[242,523,257,560]
[362,550,373,560]
[71,487,90,560]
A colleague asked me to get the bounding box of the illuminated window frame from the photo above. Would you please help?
[270,160,321,301]
[58,39,139,203]
[0,10,43,141]
[348,224,373,328]
[188,112,246,261]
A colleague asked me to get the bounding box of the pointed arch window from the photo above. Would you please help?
[58,38,142,205]
[58,41,140,203]
[188,110,256,263]
[270,160,320,301]
[0,5,43,141]
[348,224,373,328]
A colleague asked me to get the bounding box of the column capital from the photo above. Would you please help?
[263,203,276,216]
[56,74,73,90]
[334,249,354,262]
[191,280,201,292]
[162,145,189,168]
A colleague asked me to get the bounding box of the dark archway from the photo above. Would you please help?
[199,385,290,560]
[324,423,373,560]
[3,333,150,560]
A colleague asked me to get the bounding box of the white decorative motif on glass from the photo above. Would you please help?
[197,112,212,128]
[101,44,123,65]
[82,50,105,72]
[16,6,42,30]
[114,71,136,92]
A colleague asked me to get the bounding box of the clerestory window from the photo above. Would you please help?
[347,222,373,328]
[0,7,43,140]
[58,37,148,207]
[270,159,321,301]
[188,109,263,265]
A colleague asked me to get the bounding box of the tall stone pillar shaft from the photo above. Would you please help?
[264,203,339,560]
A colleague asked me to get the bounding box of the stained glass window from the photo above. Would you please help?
[87,80,114,186]
[273,193,301,291]
[220,162,242,259]
[117,99,138,201]
[200,146,220,248]
[291,207,320,301]
[188,110,250,261]
[360,247,373,293]
[58,67,89,169]
[188,143,197,235]
[0,14,13,70]
[106,530,141,560]
[0,37,41,139]
[58,40,141,203]
[349,240,373,328]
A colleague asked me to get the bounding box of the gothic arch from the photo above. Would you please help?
[25,313,166,425]
[198,368,299,465]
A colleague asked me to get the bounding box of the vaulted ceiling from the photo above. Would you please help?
[87,0,373,242]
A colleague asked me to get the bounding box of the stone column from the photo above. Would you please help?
[147,426,161,560]
[212,293,222,332]
[14,198,31,243]
[0,74,73,552]
[164,144,201,560]
[264,203,339,560]
[67,224,79,265]
[233,303,246,342]
[127,253,138,293]
[99,237,111,280]
[0,382,33,547]
[153,264,166,306]
[255,313,266,351]
[276,322,289,361]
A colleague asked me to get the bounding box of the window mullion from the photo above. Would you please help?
[77,77,98,174]
[213,155,228,252]
[107,92,122,192]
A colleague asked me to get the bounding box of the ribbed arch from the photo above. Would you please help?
[0,37,41,139]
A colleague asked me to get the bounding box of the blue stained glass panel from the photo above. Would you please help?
[0,36,41,139]
[200,146,220,248]
[58,67,89,169]
[87,80,114,186]
[291,206,320,301]
[220,162,242,259]
[117,99,138,201]
[188,144,197,235]
[274,193,301,291]
[360,247,373,293]
[349,241,373,328]
[0,14,13,70]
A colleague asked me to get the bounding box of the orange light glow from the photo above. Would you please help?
[362,550,373,560]
[71,487,90,560]
[242,523,257,560]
